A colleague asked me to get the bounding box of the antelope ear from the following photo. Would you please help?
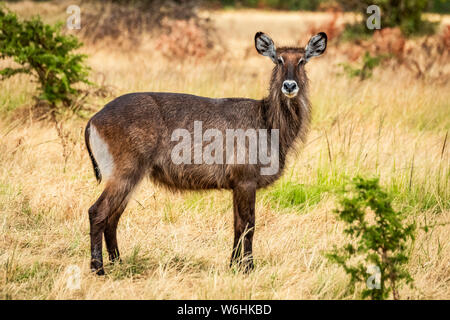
[255,32,277,64]
[304,32,327,62]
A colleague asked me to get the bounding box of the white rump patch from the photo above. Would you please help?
[89,125,115,181]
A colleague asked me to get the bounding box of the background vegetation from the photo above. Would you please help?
[0,0,448,299]
[212,0,450,12]
[0,7,91,115]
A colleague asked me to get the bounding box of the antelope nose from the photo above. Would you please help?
[283,80,298,93]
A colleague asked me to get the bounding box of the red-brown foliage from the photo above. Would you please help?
[371,27,406,59]
[155,18,216,60]
[306,11,344,43]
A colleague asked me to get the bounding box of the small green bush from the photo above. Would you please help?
[338,0,437,38]
[339,52,386,80]
[326,176,416,300]
[0,6,91,114]
[339,23,373,42]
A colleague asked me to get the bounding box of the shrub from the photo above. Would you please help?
[403,30,450,82]
[80,0,211,46]
[339,51,385,80]
[155,18,216,61]
[371,27,406,59]
[304,10,344,43]
[0,7,91,115]
[326,176,416,300]
[338,0,437,38]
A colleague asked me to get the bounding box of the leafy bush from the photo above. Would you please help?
[338,0,437,37]
[211,0,449,13]
[340,22,373,42]
[305,10,344,43]
[326,176,416,300]
[430,0,450,13]
[80,0,204,45]
[339,52,385,80]
[0,7,91,114]
[155,18,219,61]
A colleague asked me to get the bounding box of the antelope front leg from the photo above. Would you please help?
[230,181,256,272]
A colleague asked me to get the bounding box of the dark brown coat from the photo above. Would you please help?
[85,32,327,274]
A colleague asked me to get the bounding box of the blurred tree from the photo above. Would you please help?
[430,0,450,13]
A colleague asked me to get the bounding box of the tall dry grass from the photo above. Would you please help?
[0,4,449,299]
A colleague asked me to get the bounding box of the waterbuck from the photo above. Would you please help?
[85,32,327,274]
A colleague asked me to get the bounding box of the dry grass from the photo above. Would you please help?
[0,3,449,299]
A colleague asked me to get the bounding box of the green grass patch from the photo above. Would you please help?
[107,245,150,280]
[263,180,329,212]
[389,174,450,214]
[2,257,55,299]
[9,261,53,283]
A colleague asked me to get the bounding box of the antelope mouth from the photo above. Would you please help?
[281,89,299,99]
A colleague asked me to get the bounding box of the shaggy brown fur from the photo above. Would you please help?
[85,32,327,274]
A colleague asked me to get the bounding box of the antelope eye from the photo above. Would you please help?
[298,58,305,66]
[277,56,284,65]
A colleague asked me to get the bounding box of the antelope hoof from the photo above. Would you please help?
[109,256,122,264]
[230,257,255,273]
[108,252,121,263]
[91,259,105,276]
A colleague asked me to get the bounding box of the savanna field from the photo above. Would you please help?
[0,1,449,299]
